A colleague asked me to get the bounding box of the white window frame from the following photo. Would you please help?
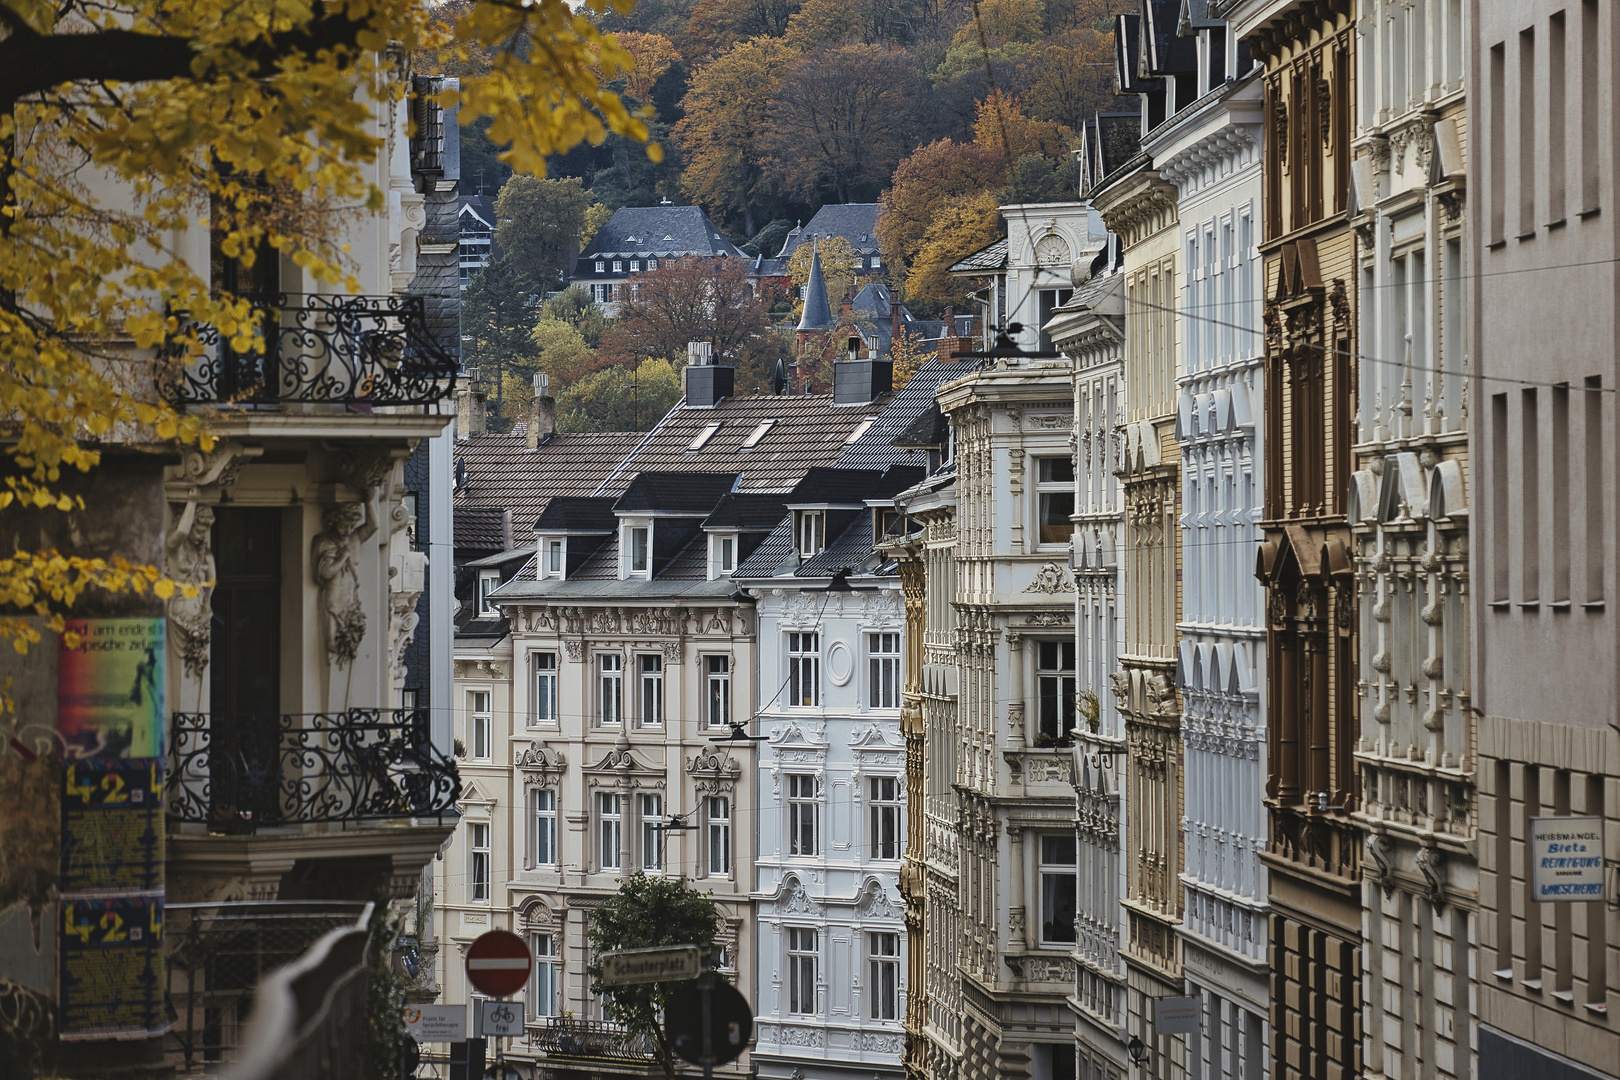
[533,653,558,725]
[637,654,664,728]
[478,570,501,617]
[1034,639,1077,743]
[788,633,820,707]
[1034,455,1076,548]
[711,533,736,578]
[868,932,899,1020]
[639,792,664,872]
[595,260,606,273]
[544,538,564,579]
[599,654,624,726]
[787,773,818,856]
[788,927,818,1015]
[867,632,900,709]
[1038,833,1078,946]
[869,775,900,861]
[871,254,882,268]
[705,655,730,727]
[706,796,731,876]
[630,259,640,272]
[626,525,651,577]
[599,793,622,870]
[468,691,492,761]
[647,258,658,270]
[469,821,491,902]
[531,788,558,867]
[796,511,825,556]
[532,933,559,1017]
[612,259,623,272]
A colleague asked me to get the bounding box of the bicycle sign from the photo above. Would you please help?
[478,999,524,1038]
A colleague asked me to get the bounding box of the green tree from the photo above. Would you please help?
[558,358,684,432]
[462,258,541,429]
[541,286,611,349]
[495,176,592,290]
[585,875,722,1080]
[1006,152,1077,204]
[532,318,600,385]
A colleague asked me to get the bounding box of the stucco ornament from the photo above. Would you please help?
[313,497,378,668]
[165,502,215,677]
[1023,562,1075,593]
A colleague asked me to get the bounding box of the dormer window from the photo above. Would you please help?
[627,525,650,576]
[541,538,564,580]
[612,260,623,273]
[478,570,500,617]
[711,533,737,578]
[648,258,658,270]
[796,511,825,557]
[630,260,640,272]
[595,260,605,273]
[874,508,898,544]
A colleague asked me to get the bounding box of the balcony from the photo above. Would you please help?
[158,292,458,408]
[167,708,460,830]
[528,1017,657,1065]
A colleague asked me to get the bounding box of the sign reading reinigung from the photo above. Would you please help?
[1529,816,1607,902]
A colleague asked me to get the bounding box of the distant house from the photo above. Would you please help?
[457,194,499,288]
[777,203,887,276]
[569,203,745,314]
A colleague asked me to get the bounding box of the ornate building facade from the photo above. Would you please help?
[1349,2,1476,1077]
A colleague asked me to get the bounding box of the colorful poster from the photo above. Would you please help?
[57,894,165,1041]
[57,618,166,760]
[59,758,164,895]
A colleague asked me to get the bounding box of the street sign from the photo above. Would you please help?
[396,1036,421,1080]
[403,1004,467,1042]
[478,999,524,1038]
[465,931,532,998]
[600,944,703,986]
[1530,816,1607,902]
[666,974,753,1069]
[1154,995,1202,1036]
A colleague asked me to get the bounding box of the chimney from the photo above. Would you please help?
[944,305,955,336]
[833,356,893,406]
[527,372,555,450]
[456,367,487,439]
[684,358,734,408]
[889,287,901,348]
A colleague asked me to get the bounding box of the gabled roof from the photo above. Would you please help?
[778,203,884,259]
[534,496,618,533]
[949,237,1008,275]
[579,205,745,260]
[454,430,643,538]
[786,467,895,506]
[733,464,922,581]
[703,493,791,530]
[614,472,740,515]
[458,195,495,230]
[455,506,510,553]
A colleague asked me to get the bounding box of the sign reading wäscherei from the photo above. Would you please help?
[600,945,702,986]
[1529,816,1606,902]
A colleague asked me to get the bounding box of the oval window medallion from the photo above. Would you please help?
[827,640,853,686]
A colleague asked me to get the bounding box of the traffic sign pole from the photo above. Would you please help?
[700,972,714,1080]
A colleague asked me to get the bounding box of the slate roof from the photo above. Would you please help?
[454,506,510,553]
[453,430,644,537]
[703,493,791,530]
[614,472,741,514]
[949,237,1008,275]
[579,205,745,261]
[835,357,980,468]
[796,242,834,331]
[778,204,884,259]
[534,496,618,533]
[785,467,896,506]
[733,464,922,581]
[591,393,873,498]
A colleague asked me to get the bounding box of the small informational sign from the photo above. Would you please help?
[1154,995,1202,1036]
[404,1003,467,1042]
[1530,816,1607,902]
[478,999,524,1038]
[601,944,702,987]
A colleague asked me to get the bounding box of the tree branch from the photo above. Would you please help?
[0,10,373,112]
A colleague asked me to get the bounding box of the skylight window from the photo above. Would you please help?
[740,419,777,450]
[687,422,723,450]
[845,417,876,445]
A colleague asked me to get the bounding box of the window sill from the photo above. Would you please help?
[1583,601,1606,611]
[1522,978,1543,993]
[1579,206,1602,219]
[1582,1001,1608,1015]
[1552,989,1576,1005]
[1488,600,1511,611]
[1492,968,1514,982]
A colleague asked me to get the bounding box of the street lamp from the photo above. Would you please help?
[1126,1034,1148,1067]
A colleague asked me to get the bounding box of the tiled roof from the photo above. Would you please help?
[835,357,980,468]
[735,464,923,581]
[454,506,509,552]
[703,493,790,530]
[786,467,918,506]
[592,394,873,498]
[579,205,744,260]
[534,496,618,533]
[614,472,740,514]
[949,237,1008,274]
[779,204,884,258]
[453,430,643,539]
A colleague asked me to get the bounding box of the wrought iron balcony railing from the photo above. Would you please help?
[158,292,459,407]
[528,1017,657,1063]
[166,708,460,828]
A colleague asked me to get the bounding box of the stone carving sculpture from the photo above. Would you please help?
[166,503,216,677]
[313,496,377,669]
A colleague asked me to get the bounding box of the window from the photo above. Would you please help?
[788,633,820,707]
[628,527,650,575]
[796,511,825,556]
[687,422,723,450]
[630,260,640,272]
[869,933,899,1020]
[871,254,882,268]
[787,774,818,856]
[599,793,622,870]
[612,260,623,272]
[595,260,605,273]
[845,417,876,444]
[469,822,490,902]
[713,534,736,577]
[1035,457,1076,544]
[740,419,776,448]
[532,788,557,867]
[533,653,558,724]
[868,633,900,709]
[545,539,563,578]
[599,654,623,725]
[1035,641,1077,743]
[638,655,664,727]
[468,691,492,761]
[532,934,559,1017]
[706,656,731,727]
[1038,834,1077,944]
[478,570,501,616]
[707,796,731,875]
[788,928,818,1014]
[640,793,663,871]
[648,258,658,270]
[869,776,900,860]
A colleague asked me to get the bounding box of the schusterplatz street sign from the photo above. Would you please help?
[599,944,702,986]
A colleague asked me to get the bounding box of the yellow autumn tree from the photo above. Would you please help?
[905,189,1004,308]
[0,0,652,657]
[787,235,862,307]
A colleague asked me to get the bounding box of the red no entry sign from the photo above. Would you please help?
[466,930,531,998]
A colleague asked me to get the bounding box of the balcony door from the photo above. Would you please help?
[209,507,282,826]
[209,205,282,400]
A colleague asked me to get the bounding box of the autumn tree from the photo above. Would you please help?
[888,327,933,390]
[0,0,651,656]
[532,319,602,386]
[787,236,861,308]
[613,31,683,102]
[764,44,919,203]
[1017,26,1119,130]
[877,138,1006,294]
[675,36,799,233]
[685,0,802,62]
[905,188,1003,310]
[932,0,1044,82]
[542,285,611,348]
[495,175,592,290]
[973,90,1076,161]
[557,358,684,432]
[610,255,775,367]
